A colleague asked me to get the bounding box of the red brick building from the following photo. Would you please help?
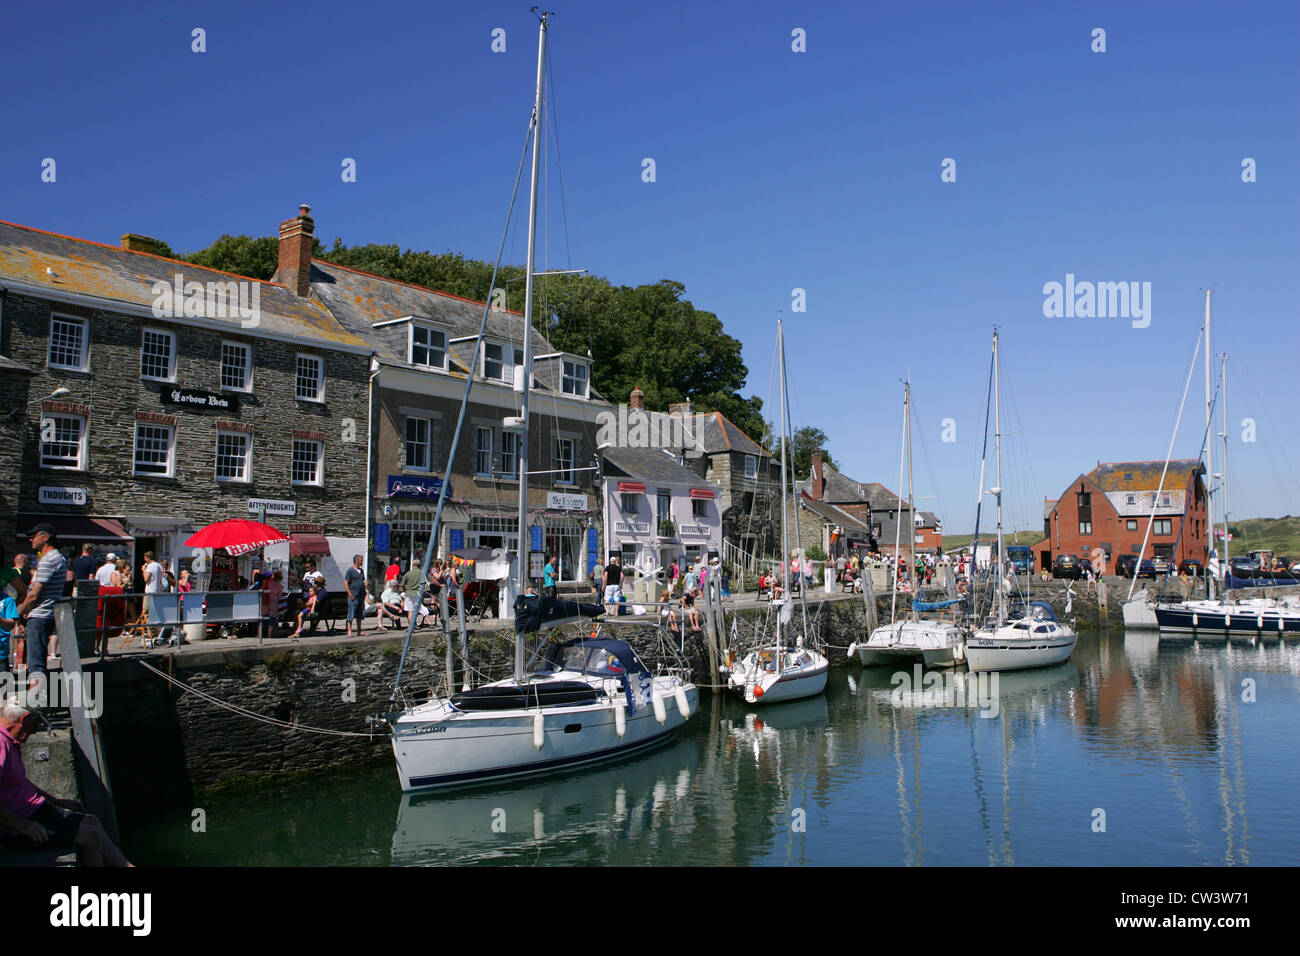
[1040,460,1208,572]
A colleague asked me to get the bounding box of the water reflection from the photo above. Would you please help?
[122,628,1300,866]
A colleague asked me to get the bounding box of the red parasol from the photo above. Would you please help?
[185,519,289,557]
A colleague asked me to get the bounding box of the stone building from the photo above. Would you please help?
[0,214,372,587]
[302,225,610,592]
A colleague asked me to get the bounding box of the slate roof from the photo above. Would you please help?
[818,462,867,502]
[800,495,871,533]
[0,221,370,351]
[602,446,720,489]
[310,259,604,399]
[1086,460,1203,493]
[860,481,904,508]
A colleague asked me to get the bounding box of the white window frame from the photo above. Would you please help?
[48,315,89,371]
[410,324,448,371]
[692,498,708,520]
[561,359,589,398]
[133,422,175,477]
[295,353,324,402]
[482,341,522,383]
[621,492,639,514]
[1079,520,1092,535]
[405,417,432,472]
[140,328,177,382]
[499,430,519,479]
[744,455,758,480]
[1154,518,1172,535]
[475,427,494,477]
[39,412,87,470]
[291,439,324,487]
[554,437,576,484]
[215,430,252,484]
[220,341,253,392]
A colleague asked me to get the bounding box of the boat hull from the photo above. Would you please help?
[390,678,697,791]
[965,631,1077,672]
[1154,604,1300,637]
[1121,598,1158,630]
[727,650,829,705]
[853,620,965,668]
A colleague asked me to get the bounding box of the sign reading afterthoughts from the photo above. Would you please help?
[39,486,87,506]
[247,498,296,517]
[161,386,240,413]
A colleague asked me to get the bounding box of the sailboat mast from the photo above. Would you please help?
[514,12,548,681]
[992,330,1004,623]
[1203,290,1214,595]
[1220,352,1230,568]
[777,317,791,653]
[905,380,916,618]
[890,384,906,624]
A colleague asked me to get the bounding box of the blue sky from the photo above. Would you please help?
[3,0,1297,533]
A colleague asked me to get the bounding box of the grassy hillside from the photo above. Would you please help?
[1227,516,1300,557]
[941,531,1044,550]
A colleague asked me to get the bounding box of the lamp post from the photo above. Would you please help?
[2,386,72,425]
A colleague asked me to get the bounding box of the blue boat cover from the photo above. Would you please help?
[913,598,965,611]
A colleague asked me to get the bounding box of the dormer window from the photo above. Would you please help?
[484,341,523,382]
[561,360,589,397]
[411,324,447,370]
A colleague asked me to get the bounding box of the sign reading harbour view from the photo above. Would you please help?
[387,475,448,499]
[39,486,87,506]
[161,387,239,413]
[247,498,296,517]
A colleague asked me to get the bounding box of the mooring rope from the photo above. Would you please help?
[136,660,380,738]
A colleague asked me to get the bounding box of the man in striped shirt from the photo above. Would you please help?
[15,524,66,693]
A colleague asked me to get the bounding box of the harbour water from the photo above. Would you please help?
[120,629,1300,866]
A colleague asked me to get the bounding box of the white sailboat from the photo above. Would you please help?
[723,317,829,704]
[380,13,697,791]
[965,329,1078,673]
[850,379,965,667]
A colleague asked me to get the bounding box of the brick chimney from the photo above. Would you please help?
[811,450,824,500]
[277,204,315,297]
[630,385,644,410]
[120,234,158,254]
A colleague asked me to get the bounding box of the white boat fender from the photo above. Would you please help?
[614,701,627,738]
[533,711,545,750]
[846,641,857,659]
[674,685,691,719]
[652,690,667,725]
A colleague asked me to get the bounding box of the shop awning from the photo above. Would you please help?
[123,513,190,532]
[688,488,716,499]
[16,514,131,543]
[289,533,331,557]
[617,482,646,494]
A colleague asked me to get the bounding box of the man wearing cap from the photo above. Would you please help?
[94,552,118,588]
[0,696,131,865]
[15,524,65,692]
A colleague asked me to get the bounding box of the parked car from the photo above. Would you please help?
[1151,555,1171,575]
[1053,554,1084,579]
[1115,554,1139,578]
[1178,558,1204,575]
[1136,559,1157,579]
[1228,557,1259,577]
